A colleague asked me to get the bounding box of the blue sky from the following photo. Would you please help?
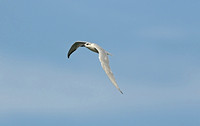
[0,0,200,125]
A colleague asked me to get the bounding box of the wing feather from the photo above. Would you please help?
[94,45,123,94]
[67,42,86,58]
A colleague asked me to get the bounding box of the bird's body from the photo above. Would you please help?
[68,41,123,94]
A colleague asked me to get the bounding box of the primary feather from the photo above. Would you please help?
[67,42,86,58]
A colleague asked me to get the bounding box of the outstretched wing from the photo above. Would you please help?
[67,42,86,58]
[94,45,123,94]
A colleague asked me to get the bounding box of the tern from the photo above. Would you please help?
[67,41,123,94]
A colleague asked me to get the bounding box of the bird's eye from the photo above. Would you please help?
[86,43,89,45]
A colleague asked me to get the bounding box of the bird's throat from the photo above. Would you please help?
[87,47,99,53]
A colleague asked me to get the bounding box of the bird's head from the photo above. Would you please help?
[84,42,93,48]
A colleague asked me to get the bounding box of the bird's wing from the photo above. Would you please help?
[67,42,86,58]
[94,45,123,94]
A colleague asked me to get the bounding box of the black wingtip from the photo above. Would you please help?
[119,89,123,94]
[67,53,71,58]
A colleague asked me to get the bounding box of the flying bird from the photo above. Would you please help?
[67,41,123,94]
